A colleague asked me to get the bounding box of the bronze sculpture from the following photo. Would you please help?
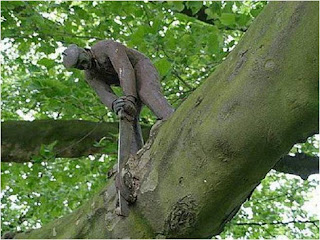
[63,40,174,152]
[62,40,174,216]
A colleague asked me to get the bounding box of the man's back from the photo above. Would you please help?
[91,40,147,67]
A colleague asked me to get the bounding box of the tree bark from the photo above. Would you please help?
[1,120,150,163]
[274,153,319,180]
[12,2,319,239]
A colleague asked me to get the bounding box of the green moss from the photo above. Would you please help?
[130,208,156,238]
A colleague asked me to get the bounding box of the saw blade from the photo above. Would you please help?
[117,109,133,216]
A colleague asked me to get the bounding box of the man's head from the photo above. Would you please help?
[62,44,92,70]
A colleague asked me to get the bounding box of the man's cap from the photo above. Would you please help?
[62,44,81,68]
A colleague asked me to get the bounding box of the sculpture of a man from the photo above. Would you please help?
[62,40,174,153]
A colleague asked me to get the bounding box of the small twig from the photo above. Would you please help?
[250,185,304,203]
[142,4,152,27]
[171,70,195,91]
[160,45,195,91]
[56,122,103,155]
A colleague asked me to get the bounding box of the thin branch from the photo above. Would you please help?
[173,4,247,32]
[251,185,303,204]
[69,102,104,122]
[4,32,103,42]
[160,45,195,91]
[54,121,104,156]
[142,4,152,27]
[171,69,196,91]
[235,220,319,226]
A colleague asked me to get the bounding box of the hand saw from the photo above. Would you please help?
[116,108,133,216]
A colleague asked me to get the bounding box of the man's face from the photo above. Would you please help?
[62,45,92,70]
[76,49,92,70]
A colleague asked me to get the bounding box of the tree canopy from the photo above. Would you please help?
[1,1,319,239]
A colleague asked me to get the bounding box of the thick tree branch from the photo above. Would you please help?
[1,120,150,163]
[274,153,319,180]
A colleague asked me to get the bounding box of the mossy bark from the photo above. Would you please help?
[13,2,319,239]
[1,120,150,162]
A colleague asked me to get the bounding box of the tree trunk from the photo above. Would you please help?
[12,2,319,239]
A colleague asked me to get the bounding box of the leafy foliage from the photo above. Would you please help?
[219,170,319,239]
[1,154,115,232]
[1,1,266,122]
[1,1,318,238]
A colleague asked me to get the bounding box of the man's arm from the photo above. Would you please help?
[85,73,117,110]
[105,41,137,99]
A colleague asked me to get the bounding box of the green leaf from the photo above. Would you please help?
[186,2,203,15]
[129,25,149,46]
[251,8,262,17]
[206,32,220,54]
[38,58,56,69]
[222,1,234,13]
[211,2,222,16]
[17,42,29,54]
[237,14,251,27]
[168,2,185,12]
[1,173,8,189]
[47,141,58,151]
[37,45,56,55]
[154,58,171,76]
[205,8,219,20]
[39,144,46,156]
[220,13,236,26]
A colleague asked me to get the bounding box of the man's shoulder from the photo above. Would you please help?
[92,40,124,50]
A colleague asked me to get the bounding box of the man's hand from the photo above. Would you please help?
[112,96,137,121]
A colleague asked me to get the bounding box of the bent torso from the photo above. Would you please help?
[85,40,148,86]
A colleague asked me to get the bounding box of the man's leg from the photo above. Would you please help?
[130,101,144,154]
[135,59,175,120]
